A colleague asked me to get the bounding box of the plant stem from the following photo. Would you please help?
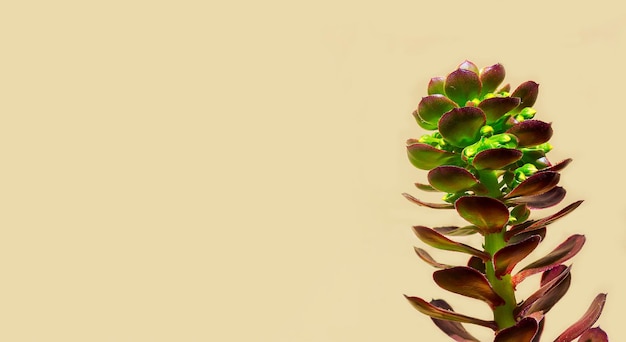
[478,170,517,329]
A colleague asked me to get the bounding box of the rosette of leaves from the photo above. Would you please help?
[403,61,608,341]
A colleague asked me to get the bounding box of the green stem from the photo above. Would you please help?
[478,170,517,329]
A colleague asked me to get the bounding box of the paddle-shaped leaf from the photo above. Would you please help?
[458,60,479,74]
[402,193,454,209]
[505,171,560,199]
[494,316,539,342]
[506,120,553,147]
[428,166,480,193]
[415,182,438,192]
[472,148,523,170]
[429,299,480,342]
[445,69,482,106]
[538,158,572,173]
[493,235,541,278]
[407,143,460,170]
[510,81,539,112]
[554,294,607,342]
[455,196,509,234]
[404,296,498,330]
[412,226,490,260]
[414,247,451,269]
[478,97,521,123]
[428,76,445,95]
[578,327,609,342]
[506,200,584,241]
[416,95,459,127]
[513,235,585,286]
[479,63,506,95]
[515,266,571,317]
[434,225,480,236]
[433,267,505,308]
[508,186,566,209]
[439,107,486,148]
[519,269,571,317]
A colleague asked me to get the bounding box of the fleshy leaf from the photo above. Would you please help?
[506,120,553,147]
[428,76,446,95]
[508,186,566,209]
[578,327,609,342]
[467,256,486,274]
[532,317,546,342]
[506,200,583,240]
[515,266,571,317]
[433,266,505,308]
[455,196,509,234]
[428,166,480,193]
[505,171,560,199]
[522,270,571,316]
[439,107,486,148]
[513,235,585,286]
[458,60,479,74]
[414,247,451,269]
[539,158,572,173]
[407,143,460,170]
[404,296,498,330]
[554,294,607,342]
[412,226,490,260]
[508,227,546,245]
[429,299,480,342]
[478,97,521,123]
[412,109,438,130]
[472,148,523,170]
[541,264,568,287]
[445,69,482,106]
[494,316,539,342]
[417,95,459,127]
[415,182,439,192]
[403,193,454,209]
[510,81,539,112]
[479,63,506,95]
[434,225,480,236]
[510,204,531,224]
[493,235,541,278]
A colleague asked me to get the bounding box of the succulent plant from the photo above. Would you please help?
[403,60,608,341]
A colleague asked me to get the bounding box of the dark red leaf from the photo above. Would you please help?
[429,299,481,342]
[511,81,539,112]
[445,69,482,106]
[404,296,498,330]
[554,294,607,342]
[479,63,506,95]
[494,235,541,278]
[472,148,523,170]
[505,171,560,199]
[506,200,583,240]
[494,316,539,342]
[538,158,572,173]
[433,267,505,308]
[455,196,509,234]
[515,266,571,317]
[402,193,454,209]
[506,120,553,147]
[414,247,451,269]
[428,166,480,193]
[433,225,480,236]
[438,107,486,148]
[508,186,567,209]
[578,327,609,342]
[478,97,521,123]
[541,264,568,287]
[412,226,490,260]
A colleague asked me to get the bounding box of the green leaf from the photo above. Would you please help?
[445,69,482,106]
[438,107,486,148]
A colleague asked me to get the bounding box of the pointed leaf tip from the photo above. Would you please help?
[554,294,607,342]
[494,316,540,342]
[455,196,509,234]
[429,299,480,341]
[578,327,609,342]
[404,296,498,330]
[433,266,505,308]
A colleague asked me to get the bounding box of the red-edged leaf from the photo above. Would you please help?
[532,317,546,342]
[493,235,541,278]
[455,196,509,234]
[404,296,498,330]
[510,81,539,112]
[416,95,459,127]
[415,182,439,192]
[428,166,480,193]
[414,247,451,269]
[515,266,571,317]
[472,148,523,170]
[513,235,585,286]
[429,299,481,342]
[539,158,572,173]
[554,294,607,342]
[428,76,446,95]
[445,69,482,106]
[478,97,521,123]
[467,256,486,274]
[506,200,583,241]
[578,327,609,342]
[494,316,540,342]
[402,193,454,209]
[407,143,461,170]
[479,63,506,95]
[508,227,546,246]
[434,225,480,236]
[438,107,486,148]
[505,171,560,199]
[413,226,490,261]
[458,60,479,74]
[508,186,566,209]
[522,270,571,316]
[506,120,553,147]
[433,266,505,308]
[541,264,568,287]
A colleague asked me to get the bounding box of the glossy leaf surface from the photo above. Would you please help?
[506,120,553,147]
[494,317,539,342]
[414,247,450,269]
[539,158,572,173]
[433,266,504,308]
[478,96,520,123]
[578,327,609,342]
[493,235,541,278]
[510,81,539,111]
[472,148,522,170]
[439,107,486,148]
[404,296,498,330]
[513,234,585,285]
[505,171,560,199]
[429,299,480,342]
[428,166,480,193]
[445,69,482,106]
[554,294,607,342]
[506,200,583,240]
[407,143,459,170]
[479,63,506,95]
[433,225,480,236]
[403,193,454,209]
[508,186,566,209]
[455,196,509,234]
[428,76,445,95]
[413,226,490,260]
[516,266,571,317]
[417,95,459,127]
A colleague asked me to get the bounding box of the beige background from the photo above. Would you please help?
[1,1,624,341]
